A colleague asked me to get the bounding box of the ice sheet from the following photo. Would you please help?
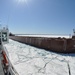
[17,35,70,38]
[4,39,75,75]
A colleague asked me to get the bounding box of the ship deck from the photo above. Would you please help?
[0,56,4,75]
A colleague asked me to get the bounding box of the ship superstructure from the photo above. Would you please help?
[0,27,18,75]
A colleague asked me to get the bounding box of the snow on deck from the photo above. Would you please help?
[4,39,75,75]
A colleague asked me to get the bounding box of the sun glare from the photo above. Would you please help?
[14,0,31,7]
[15,0,28,4]
[18,0,26,3]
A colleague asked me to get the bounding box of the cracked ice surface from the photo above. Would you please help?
[4,39,75,75]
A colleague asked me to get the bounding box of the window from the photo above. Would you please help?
[2,32,7,42]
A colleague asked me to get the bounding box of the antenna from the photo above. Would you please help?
[0,21,2,29]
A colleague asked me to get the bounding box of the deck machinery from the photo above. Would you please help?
[0,27,18,75]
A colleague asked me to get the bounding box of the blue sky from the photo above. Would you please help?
[0,0,75,34]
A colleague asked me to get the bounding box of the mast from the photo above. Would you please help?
[72,29,75,39]
[73,29,75,36]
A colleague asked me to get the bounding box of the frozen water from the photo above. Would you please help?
[4,39,75,75]
[17,35,70,38]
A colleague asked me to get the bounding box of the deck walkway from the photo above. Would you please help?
[0,59,4,75]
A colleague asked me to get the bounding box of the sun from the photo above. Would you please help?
[18,0,26,3]
[15,0,31,7]
[16,0,28,4]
